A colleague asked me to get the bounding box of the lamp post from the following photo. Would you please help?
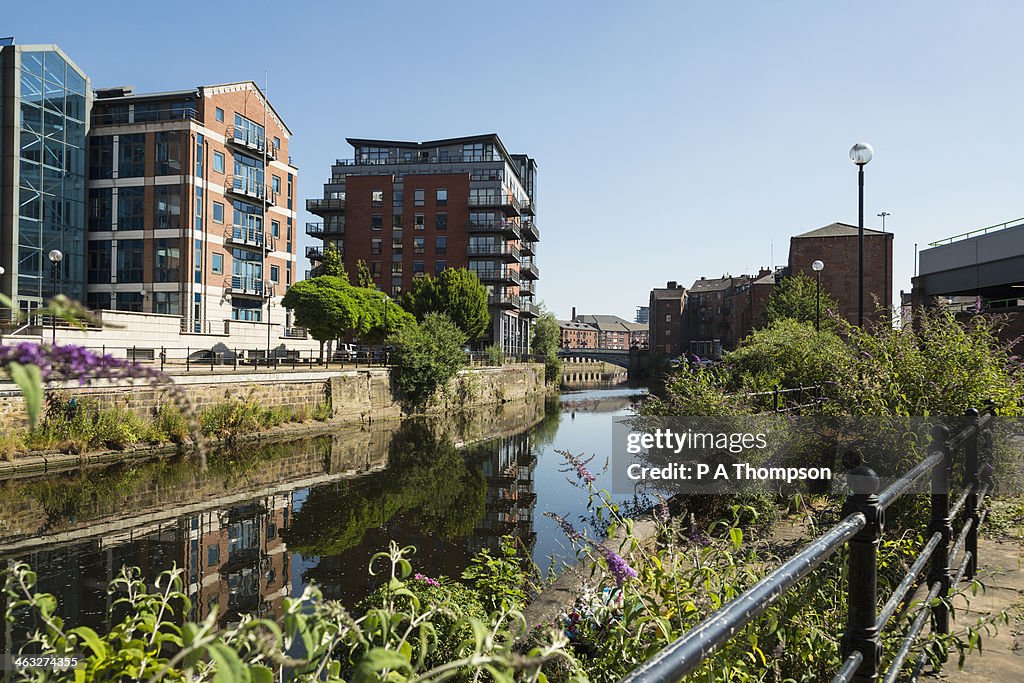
[849,143,873,328]
[266,290,272,364]
[812,260,825,332]
[47,249,63,344]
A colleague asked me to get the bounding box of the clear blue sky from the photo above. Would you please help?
[7,1,1024,321]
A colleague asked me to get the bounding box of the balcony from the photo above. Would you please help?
[467,243,520,262]
[225,175,276,203]
[468,194,520,215]
[306,245,341,262]
[468,219,520,239]
[225,225,265,249]
[520,302,539,318]
[520,261,539,280]
[228,276,267,297]
[521,240,536,256]
[522,219,540,241]
[307,197,345,214]
[488,291,521,309]
[519,281,535,298]
[305,222,323,237]
[283,327,308,339]
[225,125,275,160]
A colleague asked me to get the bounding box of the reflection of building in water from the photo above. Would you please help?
[180,495,293,627]
[476,432,538,552]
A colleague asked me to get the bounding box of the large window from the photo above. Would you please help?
[117,186,145,230]
[117,239,144,283]
[87,240,111,284]
[435,236,447,254]
[213,202,225,224]
[154,186,181,229]
[118,133,145,177]
[88,188,112,230]
[155,239,180,282]
[233,113,264,148]
[89,136,113,179]
[155,131,183,175]
[414,189,425,207]
[231,298,262,321]
[213,151,225,174]
[154,292,180,315]
[371,214,383,230]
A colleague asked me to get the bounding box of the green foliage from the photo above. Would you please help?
[761,272,840,330]
[313,399,333,421]
[320,243,346,277]
[532,309,562,384]
[356,259,375,288]
[24,394,162,452]
[544,354,562,385]
[155,403,192,444]
[483,343,505,366]
[401,268,490,340]
[3,544,581,683]
[462,536,533,612]
[388,313,469,410]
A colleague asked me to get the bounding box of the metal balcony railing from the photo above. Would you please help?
[467,243,521,261]
[225,225,265,249]
[307,197,346,213]
[225,175,276,203]
[487,292,521,309]
[225,125,275,159]
[520,261,540,280]
[522,219,540,240]
[305,222,323,237]
[228,276,267,296]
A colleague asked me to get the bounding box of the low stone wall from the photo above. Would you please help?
[0,364,546,433]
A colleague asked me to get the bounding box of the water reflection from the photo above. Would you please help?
[0,383,647,653]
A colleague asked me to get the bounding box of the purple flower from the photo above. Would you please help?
[413,573,439,587]
[597,546,638,586]
[0,342,164,385]
[656,497,670,522]
[561,451,597,485]
[545,512,584,543]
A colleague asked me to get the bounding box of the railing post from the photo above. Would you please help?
[964,409,980,579]
[773,387,780,413]
[233,349,238,371]
[927,423,952,657]
[159,347,166,373]
[186,346,190,372]
[842,462,883,682]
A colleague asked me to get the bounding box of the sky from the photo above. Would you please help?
[6,1,1024,321]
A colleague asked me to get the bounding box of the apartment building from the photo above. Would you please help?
[0,43,90,319]
[649,282,686,356]
[572,313,648,350]
[559,319,598,349]
[307,134,539,354]
[85,82,300,340]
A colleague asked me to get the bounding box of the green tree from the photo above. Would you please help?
[280,276,359,360]
[402,268,490,340]
[355,259,374,288]
[319,243,345,277]
[531,308,561,384]
[387,313,469,410]
[761,272,840,330]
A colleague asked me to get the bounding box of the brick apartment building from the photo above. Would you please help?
[85,82,300,338]
[308,134,539,354]
[649,282,686,356]
[559,320,598,349]
[572,314,648,349]
[788,222,893,326]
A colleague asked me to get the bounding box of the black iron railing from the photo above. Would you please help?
[619,405,997,683]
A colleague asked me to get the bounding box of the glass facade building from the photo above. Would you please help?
[0,44,90,317]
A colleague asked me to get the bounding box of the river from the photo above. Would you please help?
[0,382,645,648]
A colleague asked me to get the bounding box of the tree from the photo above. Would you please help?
[319,244,345,277]
[402,268,490,340]
[531,308,561,384]
[355,259,374,288]
[280,276,359,360]
[761,273,840,330]
[387,313,469,410]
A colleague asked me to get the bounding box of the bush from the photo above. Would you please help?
[312,399,332,421]
[387,313,469,410]
[0,432,22,460]
[544,354,562,385]
[484,343,505,366]
[154,403,191,444]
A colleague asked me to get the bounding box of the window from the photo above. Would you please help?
[115,291,144,312]
[371,190,384,207]
[270,220,280,238]
[272,175,281,194]
[370,261,382,277]
[87,241,111,284]
[86,292,111,310]
[436,188,447,206]
[154,292,180,315]
[212,201,224,223]
[89,188,112,230]
[215,107,224,122]
[435,213,447,230]
[154,239,180,282]
[116,239,144,283]
[231,298,262,321]
[371,214,383,230]
[117,186,145,230]
[392,190,403,208]
[118,133,145,177]
[414,189,425,206]
[435,260,446,275]
[273,136,280,150]
[435,236,447,254]
[155,131,182,175]
[413,237,425,254]
[371,238,383,255]
[270,265,279,282]
[212,252,224,274]
[89,136,113,179]
[154,186,181,229]
[412,261,425,276]
[414,214,424,230]
[392,214,403,228]
[213,151,225,173]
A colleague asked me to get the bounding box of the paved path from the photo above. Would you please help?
[944,537,1023,681]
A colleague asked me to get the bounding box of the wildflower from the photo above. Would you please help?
[656,497,670,522]
[0,342,165,385]
[413,573,439,587]
[545,512,584,543]
[560,451,597,484]
[596,545,638,586]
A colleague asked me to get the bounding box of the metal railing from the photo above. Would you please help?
[91,107,200,126]
[620,405,998,683]
[225,225,265,248]
[225,175,276,203]
[335,154,504,166]
[307,197,346,212]
[945,297,1023,314]
[225,125,276,159]
[468,243,521,260]
[928,216,1024,246]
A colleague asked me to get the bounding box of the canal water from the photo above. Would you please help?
[0,382,645,646]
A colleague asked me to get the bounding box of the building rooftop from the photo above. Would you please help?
[689,276,734,293]
[573,314,647,333]
[793,222,888,239]
[558,320,597,331]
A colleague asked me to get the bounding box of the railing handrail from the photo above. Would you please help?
[620,406,997,683]
[927,216,1024,246]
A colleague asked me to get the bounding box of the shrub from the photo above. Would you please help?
[312,399,332,421]
[484,343,505,366]
[154,403,191,444]
[387,313,469,410]
[0,432,22,460]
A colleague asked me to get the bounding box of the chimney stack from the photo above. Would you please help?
[571,306,577,321]
[667,281,677,289]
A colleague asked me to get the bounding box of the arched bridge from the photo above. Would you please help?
[557,348,631,368]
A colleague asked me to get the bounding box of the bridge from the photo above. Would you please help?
[557,348,631,368]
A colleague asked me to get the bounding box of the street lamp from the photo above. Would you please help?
[849,143,873,327]
[812,260,825,332]
[47,249,63,344]
[139,289,148,313]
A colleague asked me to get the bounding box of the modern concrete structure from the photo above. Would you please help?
[0,43,90,319]
[307,134,539,354]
